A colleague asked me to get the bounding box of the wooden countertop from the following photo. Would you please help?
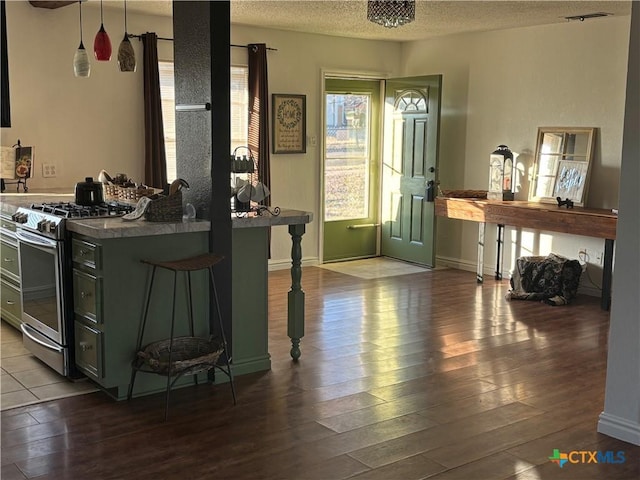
[435,197,617,239]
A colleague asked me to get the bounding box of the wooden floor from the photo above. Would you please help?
[2,266,639,480]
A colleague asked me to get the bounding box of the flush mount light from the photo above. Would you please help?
[117,0,136,72]
[73,0,90,77]
[367,0,415,28]
[94,0,112,61]
[564,12,612,21]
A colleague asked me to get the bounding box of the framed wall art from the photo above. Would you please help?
[529,127,596,207]
[272,94,306,154]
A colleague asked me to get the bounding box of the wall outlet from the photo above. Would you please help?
[42,163,57,178]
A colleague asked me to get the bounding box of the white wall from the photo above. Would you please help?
[230,24,402,266]
[2,0,173,191]
[401,16,631,284]
[4,2,632,279]
[598,2,640,446]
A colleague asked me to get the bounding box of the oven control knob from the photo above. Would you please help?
[37,220,47,232]
[48,222,57,234]
[15,213,28,224]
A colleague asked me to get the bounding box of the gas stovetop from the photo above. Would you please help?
[29,201,135,218]
[12,202,135,240]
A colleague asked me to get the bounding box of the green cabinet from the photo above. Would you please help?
[71,230,210,400]
[0,216,21,330]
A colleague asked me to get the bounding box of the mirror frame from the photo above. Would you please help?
[529,127,596,207]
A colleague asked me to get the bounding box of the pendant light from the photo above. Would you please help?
[73,0,90,77]
[117,0,136,72]
[94,0,112,61]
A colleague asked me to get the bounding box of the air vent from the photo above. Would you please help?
[564,12,612,22]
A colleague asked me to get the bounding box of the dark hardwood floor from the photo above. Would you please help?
[2,266,639,480]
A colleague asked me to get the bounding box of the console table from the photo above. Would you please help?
[435,197,617,310]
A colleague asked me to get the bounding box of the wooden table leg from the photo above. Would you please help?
[288,223,305,360]
[496,224,505,280]
[477,222,485,283]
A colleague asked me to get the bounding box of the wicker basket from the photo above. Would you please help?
[137,336,224,376]
[103,184,120,201]
[118,186,155,202]
[144,191,183,222]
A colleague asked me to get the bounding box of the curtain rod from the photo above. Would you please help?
[127,35,277,52]
[128,33,173,41]
[231,44,278,52]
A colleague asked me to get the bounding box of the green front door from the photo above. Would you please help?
[323,78,381,262]
[381,76,442,266]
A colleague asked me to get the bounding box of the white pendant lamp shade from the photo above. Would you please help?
[73,42,91,77]
[73,1,90,77]
[117,1,136,72]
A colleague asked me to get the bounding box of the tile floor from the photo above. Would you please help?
[0,320,98,411]
[318,256,438,279]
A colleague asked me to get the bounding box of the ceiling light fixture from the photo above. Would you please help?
[367,0,415,28]
[94,0,112,61]
[73,0,90,77]
[117,0,136,72]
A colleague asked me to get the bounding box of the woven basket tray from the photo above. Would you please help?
[137,336,224,376]
[145,191,183,222]
[118,186,155,202]
[103,184,155,202]
[103,184,119,201]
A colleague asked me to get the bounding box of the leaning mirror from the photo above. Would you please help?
[529,127,596,207]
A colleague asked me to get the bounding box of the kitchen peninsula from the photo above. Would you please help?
[1,193,312,400]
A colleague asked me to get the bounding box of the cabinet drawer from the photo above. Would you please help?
[1,240,20,280]
[0,278,22,328]
[72,239,101,270]
[0,219,16,233]
[73,269,102,324]
[75,321,103,379]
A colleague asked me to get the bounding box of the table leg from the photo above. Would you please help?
[477,222,485,283]
[288,223,306,360]
[496,224,505,280]
[601,238,614,311]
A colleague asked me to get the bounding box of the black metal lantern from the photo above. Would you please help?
[487,145,514,201]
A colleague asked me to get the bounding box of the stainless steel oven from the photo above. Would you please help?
[12,202,133,378]
[16,228,72,376]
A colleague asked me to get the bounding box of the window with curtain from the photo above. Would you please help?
[159,62,249,182]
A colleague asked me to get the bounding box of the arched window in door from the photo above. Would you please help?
[393,88,428,113]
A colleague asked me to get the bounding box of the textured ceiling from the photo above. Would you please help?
[111,1,632,42]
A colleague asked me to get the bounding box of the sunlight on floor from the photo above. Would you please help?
[319,256,440,279]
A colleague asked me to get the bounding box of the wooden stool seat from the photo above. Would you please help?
[141,253,224,272]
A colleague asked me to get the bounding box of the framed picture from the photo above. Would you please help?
[529,127,596,207]
[272,94,306,154]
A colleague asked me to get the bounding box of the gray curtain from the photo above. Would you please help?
[142,33,167,189]
[248,43,270,203]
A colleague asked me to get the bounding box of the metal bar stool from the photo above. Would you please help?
[127,253,236,420]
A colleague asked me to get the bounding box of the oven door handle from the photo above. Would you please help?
[20,323,65,353]
[16,230,57,249]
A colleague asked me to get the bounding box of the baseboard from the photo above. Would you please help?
[436,255,602,298]
[268,256,319,271]
[598,411,640,446]
[231,354,272,376]
[435,255,510,279]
